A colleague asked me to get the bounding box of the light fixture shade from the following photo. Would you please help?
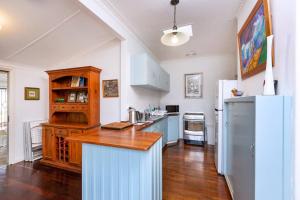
[161,31,190,47]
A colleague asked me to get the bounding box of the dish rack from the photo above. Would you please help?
[24,120,47,161]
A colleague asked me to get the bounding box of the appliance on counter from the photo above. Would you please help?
[214,80,237,175]
[128,107,143,124]
[166,105,179,113]
[183,112,205,146]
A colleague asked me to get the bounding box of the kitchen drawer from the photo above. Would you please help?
[69,129,83,135]
[52,104,88,112]
[54,128,68,137]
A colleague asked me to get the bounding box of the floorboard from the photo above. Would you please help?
[163,141,231,200]
[0,141,231,200]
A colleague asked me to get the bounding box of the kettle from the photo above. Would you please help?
[128,107,143,124]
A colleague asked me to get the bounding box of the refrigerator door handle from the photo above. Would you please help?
[215,108,223,111]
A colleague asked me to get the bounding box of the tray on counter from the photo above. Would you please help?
[101,122,133,130]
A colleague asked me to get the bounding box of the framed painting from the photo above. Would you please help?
[24,87,40,100]
[238,0,273,80]
[185,73,203,99]
[102,79,119,98]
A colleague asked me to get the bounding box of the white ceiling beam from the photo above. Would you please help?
[5,9,81,60]
[49,35,116,69]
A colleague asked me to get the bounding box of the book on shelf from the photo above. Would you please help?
[71,76,80,87]
[79,77,85,87]
[71,76,85,87]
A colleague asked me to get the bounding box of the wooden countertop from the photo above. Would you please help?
[42,122,100,130]
[66,122,162,151]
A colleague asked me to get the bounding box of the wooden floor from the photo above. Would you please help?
[163,141,231,200]
[0,141,231,200]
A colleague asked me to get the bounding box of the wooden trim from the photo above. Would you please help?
[46,66,102,74]
[40,159,81,173]
[238,0,273,80]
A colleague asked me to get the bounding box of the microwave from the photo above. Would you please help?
[166,105,179,113]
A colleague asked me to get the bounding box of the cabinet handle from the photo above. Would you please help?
[250,144,255,157]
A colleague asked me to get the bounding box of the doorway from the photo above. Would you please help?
[0,71,8,166]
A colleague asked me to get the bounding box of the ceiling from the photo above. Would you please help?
[102,0,243,61]
[0,0,116,67]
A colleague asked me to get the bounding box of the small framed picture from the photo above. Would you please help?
[24,87,40,100]
[102,79,119,98]
[185,73,203,98]
[76,92,86,103]
[68,92,77,102]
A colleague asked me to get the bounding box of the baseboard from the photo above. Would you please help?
[167,140,178,146]
[40,159,81,173]
[225,175,234,200]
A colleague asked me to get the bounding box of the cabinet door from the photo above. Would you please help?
[168,116,179,143]
[227,102,255,200]
[147,58,159,88]
[68,129,82,166]
[162,118,168,147]
[42,127,55,160]
[159,71,170,92]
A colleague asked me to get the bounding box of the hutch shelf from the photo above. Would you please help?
[40,66,101,173]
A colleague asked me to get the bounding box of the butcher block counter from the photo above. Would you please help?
[66,121,163,200]
[66,122,162,151]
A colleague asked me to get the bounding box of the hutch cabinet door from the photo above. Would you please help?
[42,127,55,160]
[68,129,82,166]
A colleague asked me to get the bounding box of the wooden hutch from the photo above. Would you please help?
[41,66,101,173]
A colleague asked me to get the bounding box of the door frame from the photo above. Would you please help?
[0,68,10,165]
[0,66,17,164]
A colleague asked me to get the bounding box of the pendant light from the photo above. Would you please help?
[161,0,190,47]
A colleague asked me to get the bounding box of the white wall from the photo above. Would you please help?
[0,61,48,164]
[57,39,122,125]
[237,0,295,96]
[160,55,236,145]
[79,0,162,120]
[294,1,299,199]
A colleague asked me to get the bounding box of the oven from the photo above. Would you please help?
[183,112,205,145]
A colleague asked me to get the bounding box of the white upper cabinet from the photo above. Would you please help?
[131,53,170,92]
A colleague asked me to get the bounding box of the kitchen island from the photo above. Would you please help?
[67,122,163,200]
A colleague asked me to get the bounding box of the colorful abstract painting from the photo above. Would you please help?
[238,0,272,79]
